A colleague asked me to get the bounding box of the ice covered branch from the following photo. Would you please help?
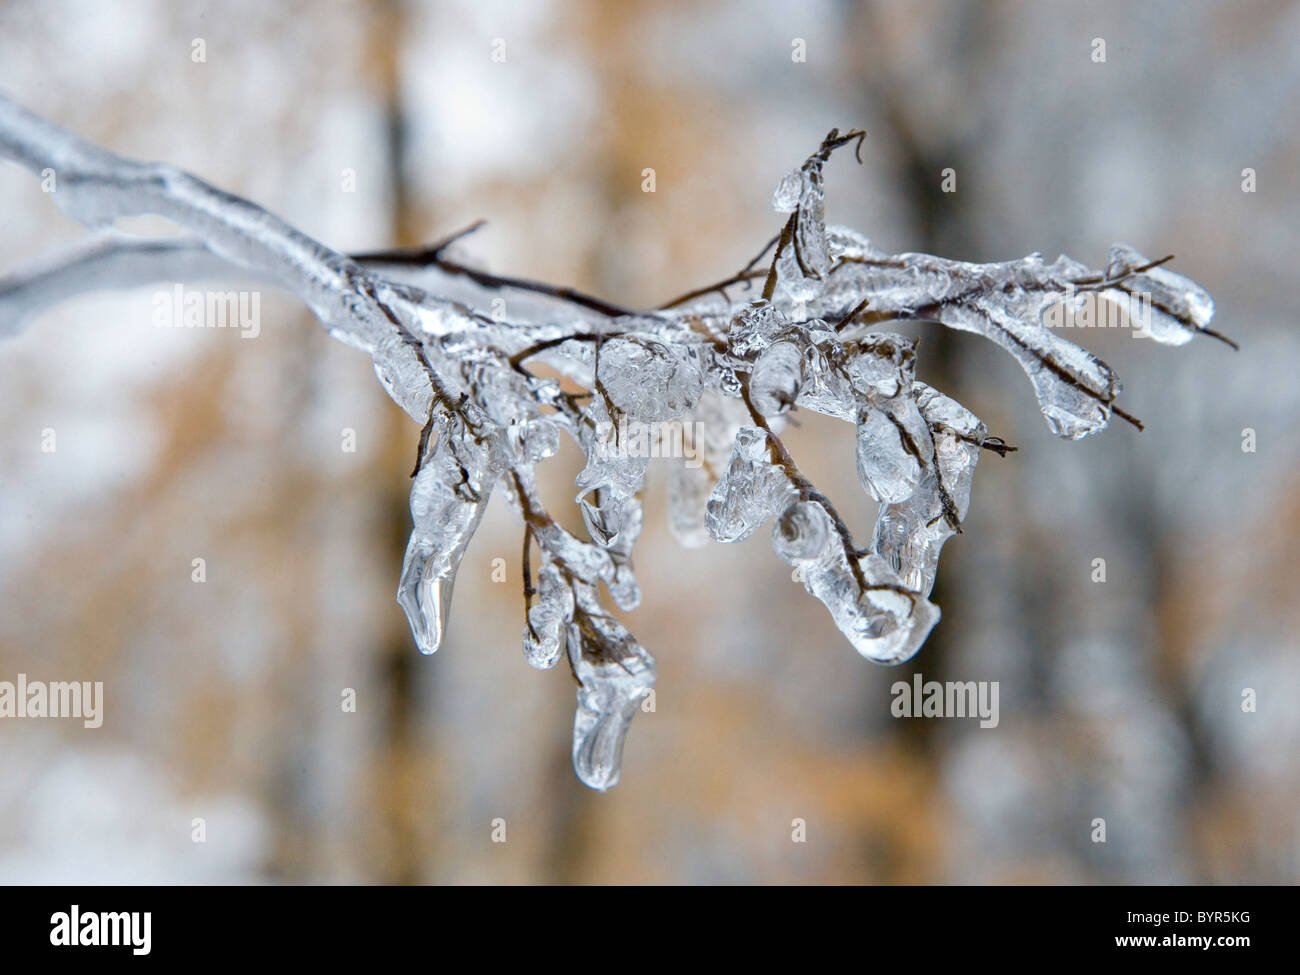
[0,102,1228,789]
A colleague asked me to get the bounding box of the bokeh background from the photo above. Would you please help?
[1,0,1297,884]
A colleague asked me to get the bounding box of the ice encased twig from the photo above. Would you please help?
[0,100,1224,788]
[397,414,502,655]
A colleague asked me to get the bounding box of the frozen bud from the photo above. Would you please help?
[772,499,832,563]
[750,339,805,417]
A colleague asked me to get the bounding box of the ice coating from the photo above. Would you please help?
[706,426,797,543]
[771,501,939,664]
[871,383,985,596]
[523,554,573,670]
[750,339,805,417]
[596,336,703,421]
[769,132,840,301]
[855,395,934,504]
[573,399,649,583]
[1104,243,1216,346]
[667,391,750,548]
[0,102,1227,788]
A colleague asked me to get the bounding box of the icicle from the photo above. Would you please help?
[396,417,499,655]
[568,589,656,791]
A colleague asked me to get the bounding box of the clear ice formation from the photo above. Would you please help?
[0,107,1225,789]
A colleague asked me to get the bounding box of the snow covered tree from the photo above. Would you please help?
[0,99,1228,789]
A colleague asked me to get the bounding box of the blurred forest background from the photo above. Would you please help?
[0,0,1297,884]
